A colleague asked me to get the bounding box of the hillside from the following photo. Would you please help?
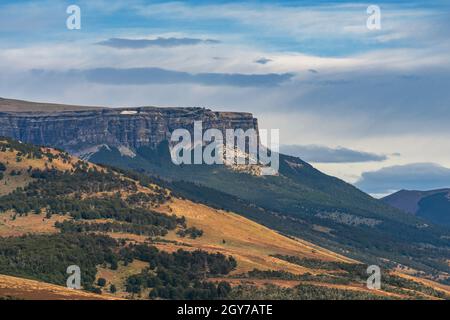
[0,97,449,280]
[1,137,449,300]
[91,144,450,276]
[383,189,450,227]
[0,274,120,300]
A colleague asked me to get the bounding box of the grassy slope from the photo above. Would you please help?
[1,139,449,300]
[90,145,450,274]
[0,274,120,300]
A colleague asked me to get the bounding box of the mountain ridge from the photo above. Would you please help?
[0,97,258,156]
[383,189,450,227]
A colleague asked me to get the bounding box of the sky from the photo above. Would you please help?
[0,0,449,197]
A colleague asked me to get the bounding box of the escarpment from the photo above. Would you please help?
[0,98,258,156]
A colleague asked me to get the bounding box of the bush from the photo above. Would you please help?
[97,278,107,287]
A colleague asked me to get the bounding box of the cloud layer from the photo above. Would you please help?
[31,68,294,87]
[356,163,450,194]
[96,37,220,49]
[280,145,387,163]
[0,0,449,193]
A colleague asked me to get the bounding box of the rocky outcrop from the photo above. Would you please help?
[0,99,258,156]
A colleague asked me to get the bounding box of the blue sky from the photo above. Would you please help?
[0,0,449,196]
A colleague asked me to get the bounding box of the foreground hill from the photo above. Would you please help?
[383,189,450,227]
[0,274,119,300]
[1,137,449,299]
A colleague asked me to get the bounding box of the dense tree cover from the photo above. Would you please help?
[0,234,118,289]
[0,161,7,180]
[238,256,450,300]
[229,284,389,300]
[120,245,236,299]
[241,265,442,300]
[56,220,170,237]
[0,168,185,235]
[176,227,204,239]
[0,232,235,298]
[29,167,138,196]
[126,191,169,208]
[148,280,232,300]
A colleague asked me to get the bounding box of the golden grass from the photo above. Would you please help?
[209,277,406,299]
[0,212,68,237]
[154,198,356,275]
[392,271,450,297]
[0,274,121,300]
[96,260,149,299]
[0,147,98,196]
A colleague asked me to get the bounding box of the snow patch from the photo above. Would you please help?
[118,145,136,158]
[75,144,111,160]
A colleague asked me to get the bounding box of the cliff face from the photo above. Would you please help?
[0,101,258,156]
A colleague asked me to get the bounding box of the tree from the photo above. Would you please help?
[110,284,117,293]
[97,278,107,287]
[217,281,231,298]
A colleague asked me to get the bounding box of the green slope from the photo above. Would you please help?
[90,143,450,275]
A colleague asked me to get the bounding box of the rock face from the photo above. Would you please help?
[0,100,258,156]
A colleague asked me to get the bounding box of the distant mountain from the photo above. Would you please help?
[383,189,450,227]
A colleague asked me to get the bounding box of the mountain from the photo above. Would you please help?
[1,136,450,300]
[383,189,450,227]
[0,97,257,156]
[1,97,450,278]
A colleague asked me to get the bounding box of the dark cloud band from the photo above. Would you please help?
[280,144,387,163]
[356,163,450,194]
[96,37,220,49]
[31,68,294,87]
